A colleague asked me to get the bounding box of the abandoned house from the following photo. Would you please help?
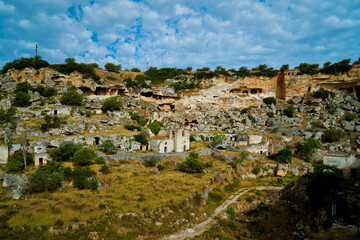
[150,128,190,153]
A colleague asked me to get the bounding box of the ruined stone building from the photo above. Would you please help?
[323,153,360,179]
[150,128,190,153]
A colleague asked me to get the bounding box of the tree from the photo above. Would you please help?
[134,133,148,145]
[60,87,83,106]
[104,63,121,72]
[281,64,289,71]
[321,129,343,143]
[270,146,293,164]
[131,67,141,72]
[2,56,49,73]
[147,121,163,135]
[283,105,295,118]
[99,140,117,154]
[178,152,205,173]
[13,91,31,107]
[263,97,277,105]
[186,67,193,71]
[211,132,226,145]
[296,138,320,162]
[6,151,33,173]
[50,141,83,162]
[74,148,97,166]
[101,97,122,112]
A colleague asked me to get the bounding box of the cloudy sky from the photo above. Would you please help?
[1,0,359,71]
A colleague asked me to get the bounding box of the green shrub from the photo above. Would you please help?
[313,87,331,100]
[95,157,106,164]
[208,191,223,202]
[226,206,236,220]
[60,87,83,106]
[252,165,261,175]
[147,121,163,134]
[296,138,320,162]
[0,107,16,124]
[6,151,33,173]
[205,161,213,168]
[34,85,57,97]
[269,146,293,164]
[73,175,88,189]
[144,157,159,167]
[248,114,256,123]
[99,140,117,154]
[2,56,49,73]
[157,164,165,171]
[263,97,276,105]
[311,120,323,129]
[63,167,73,180]
[321,129,343,142]
[105,76,117,81]
[129,112,148,126]
[134,133,148,145]
[100,164,112,174]
[283,105,295,118]
[50,58,99,81]
[320,59,352,75]
[27,169,63,193]
[277,178,284,184]
[211,132,226,145]
[40,115,63,132]
[267,112,274,118]
[13,91,31,107]
[240,108,250,114]
[101,97,122,112]
[104,63,121,72]
[50,141,83,162]
[74,148,97,166]
[295,63,319,75]
[72,166,95,177]
[124,124,142,131]
[178,152,205,173]
[344,112,356,121]
[131,68,141,72]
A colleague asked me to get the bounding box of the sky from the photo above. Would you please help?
[0,0,360,71]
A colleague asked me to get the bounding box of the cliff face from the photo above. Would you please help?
[284,64,360,99]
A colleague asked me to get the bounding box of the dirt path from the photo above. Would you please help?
[165,186,283,240]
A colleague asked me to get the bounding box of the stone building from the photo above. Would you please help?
[323,153,360,178]
[34,153,50,166]
[150,128,190,153]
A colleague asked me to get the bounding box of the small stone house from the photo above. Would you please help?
[150,128,190,153]
[34,153,50,166]
[234,133,263,146]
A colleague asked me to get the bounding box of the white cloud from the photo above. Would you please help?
[19,19,31,28]
[324,15,358,28]
[0,1,16,13]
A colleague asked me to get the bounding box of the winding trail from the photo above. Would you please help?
[164,186,283,240]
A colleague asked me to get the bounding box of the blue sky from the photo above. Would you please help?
[1,0,360,71]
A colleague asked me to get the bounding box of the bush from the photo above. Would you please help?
[252,165,261,175]
[124,124,142,131]
[27,169,63,193]
[147,121,163,135]
[104,63,121,72]
[13,91,31,107]
[50,141,83,162]
[311,120,323,129]
[6,151,33,173]
[40,115,63,132]
[321,129,343,143]
[100,164,112,174]
[157,164,165,171]
[129,112,148,126]
[99,140,117,154]
[73,175,88,189]
[263,97,276,105]
[295,63,319,75]
[95,157,106,164]
[208,191,223,202]
[74,148,97,166]
[205,161,213,168]
[266,112,274,118]
[72,166,95,177]
[2,56,49,73]
[50,58,99,82]
[269,146,293,164]
[344,112,356,121]
[320,59,352,75]
[226,206,236,220]
[131,68,141,72]
[144,157,159,167]
[178,152,205,173]
[134,133,148,145]
[60,87,82,106]
[296,138,320,162]
[313,87,331,100]
[211,132,226,145]
[0,107,16,124]
[240,108,250,114]
[283,105,295,118]
[101,97,122,112]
